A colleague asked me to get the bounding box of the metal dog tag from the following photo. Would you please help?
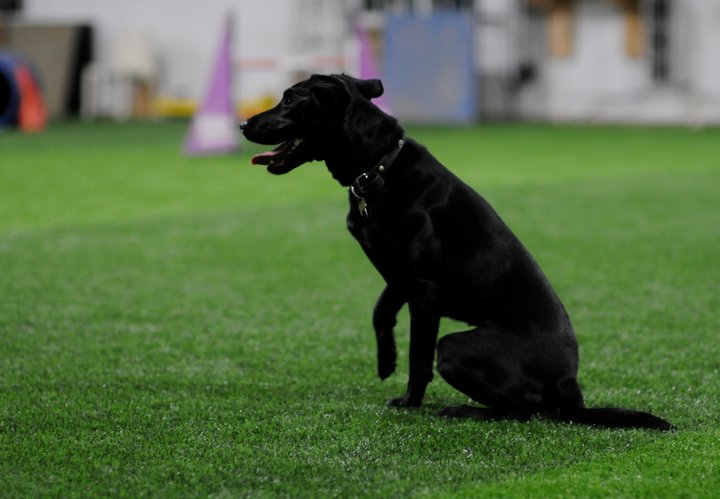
[358,198,368,217]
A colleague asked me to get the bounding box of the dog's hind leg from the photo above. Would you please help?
[436,327,545,421]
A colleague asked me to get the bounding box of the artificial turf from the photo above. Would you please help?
[1,121,718,497]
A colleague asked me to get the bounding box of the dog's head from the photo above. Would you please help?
[241,74,398,183]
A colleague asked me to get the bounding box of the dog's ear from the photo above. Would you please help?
[356,78,384,100]
[342,86,396,160]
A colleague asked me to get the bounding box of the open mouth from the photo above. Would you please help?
[251,138,304,167]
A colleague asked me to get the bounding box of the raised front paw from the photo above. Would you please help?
[377,346,396,380]
[378,359,396,380]
[387,393,422,408]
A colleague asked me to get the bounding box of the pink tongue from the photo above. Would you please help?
[251,150,279,165]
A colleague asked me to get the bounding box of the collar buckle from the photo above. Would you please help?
[349,136,406,219]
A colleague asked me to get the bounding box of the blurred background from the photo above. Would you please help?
[1,0,720,131]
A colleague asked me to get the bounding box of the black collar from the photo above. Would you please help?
[350,137,405,217]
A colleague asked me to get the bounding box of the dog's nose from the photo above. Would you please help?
[239,121,248,131]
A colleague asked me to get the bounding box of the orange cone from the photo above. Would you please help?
[15,65,48,133]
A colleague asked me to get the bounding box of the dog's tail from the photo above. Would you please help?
[548,379,674,431]
[551,406,674,431]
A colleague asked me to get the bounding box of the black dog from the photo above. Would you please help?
[241,74,672,431]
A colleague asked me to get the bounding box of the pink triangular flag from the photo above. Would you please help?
[183,17,239,156]
[356,22,391,114]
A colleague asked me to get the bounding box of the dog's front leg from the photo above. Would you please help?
[373,286,405,380]
[389,281,440,407]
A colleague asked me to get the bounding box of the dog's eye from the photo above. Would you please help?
[282,96,293,106]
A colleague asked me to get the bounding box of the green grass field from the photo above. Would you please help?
[1,121,719,497]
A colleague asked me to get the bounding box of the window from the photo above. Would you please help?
[649,0,670,82]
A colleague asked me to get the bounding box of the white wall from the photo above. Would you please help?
[22,0,301,102]
[518,0,650,121]
[683,0,720,124]
[516,0,720,124]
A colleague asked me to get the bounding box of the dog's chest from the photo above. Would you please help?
[347,208,375,246]
[346,204,392,252]
[346,201,411,267]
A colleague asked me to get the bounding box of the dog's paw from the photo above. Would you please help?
[377,356,396,380]
[387,394,422,408]
[376,338,396,381]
